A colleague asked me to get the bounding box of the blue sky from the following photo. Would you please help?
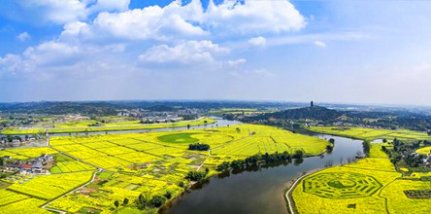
[0,0,430,106]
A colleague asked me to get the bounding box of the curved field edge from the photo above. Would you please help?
[0,123,329,213]
[290,144,431,214]
[0,117,215,135]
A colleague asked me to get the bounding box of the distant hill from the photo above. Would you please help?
[244,106,342,122]
[144,105,180,112]
[0,102,120,115]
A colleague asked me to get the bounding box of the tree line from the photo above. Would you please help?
[188,143,210,151]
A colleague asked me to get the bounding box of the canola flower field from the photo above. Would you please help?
[0,117,215,135]
[0,124,328,213]
[308,126,431,142]
[292,141,431,213]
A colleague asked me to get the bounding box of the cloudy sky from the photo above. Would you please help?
[0,0,430,106]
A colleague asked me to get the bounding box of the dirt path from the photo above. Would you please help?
[40,170,98,213]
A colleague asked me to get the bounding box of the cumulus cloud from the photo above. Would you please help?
[203,0,305,34]
[17,32,31,42]
[89,0,130,13]
[314,40,327,48]
[0,41,81,77]
[93,7,207,41]
[0,0,306,79]
[139,40,228,64]
[16,0,88,24]
[0,40,131,80]
[67,0,304,41]
[248,36,267,47]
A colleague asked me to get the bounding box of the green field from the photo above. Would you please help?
[157,133,199,144]
[308,126,431,142]
[292,143,431,213]
[0,117,215,135]
[0,123,328,213]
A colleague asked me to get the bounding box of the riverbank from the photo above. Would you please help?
[166,135,364,214]
[284,169,318,214]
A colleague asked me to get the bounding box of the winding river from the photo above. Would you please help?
[166,135,364,214]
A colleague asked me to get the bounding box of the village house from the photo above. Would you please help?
[13,154,54,175]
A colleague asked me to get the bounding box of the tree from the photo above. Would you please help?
[293,150,304,159]
[137,194,147,209]
[185,171,207,181]
[188,143,210,151]
[150,195,166,208]
[123,198,129,205]
[114,200,120,209]
[164,191,172,199]
[362,141,371,156]
[216,161,230,172]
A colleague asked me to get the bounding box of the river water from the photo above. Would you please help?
[167,135,363,214]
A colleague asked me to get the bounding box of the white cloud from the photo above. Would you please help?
[17,0,88,24]
[22,41,81,66]
[248,36,266,47]
[17,32,31,42]
[61,22,92,39]
[93,7,207,40]
[139,40,228,64]
[0,40,131,80]
[89,0,130,13]
[76,0,304,41]
[12,0,130,25]
[203,0,306,34]
[0,0,305,80]
[314,40,327,48]
[227,58,247,67]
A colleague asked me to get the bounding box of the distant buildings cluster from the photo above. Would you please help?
[0,135,45,148]
[117,108,201,123]
[1,154,54,175]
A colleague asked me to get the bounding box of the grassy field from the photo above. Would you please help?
[292,143,431,213]
[308,126,431,142]
[0,117,215,135]
[0,123,328,213]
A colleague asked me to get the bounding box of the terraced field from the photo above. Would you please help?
[0,124,328,213]
[292,143,431,213]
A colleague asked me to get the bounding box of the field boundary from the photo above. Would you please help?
[284,169,322,214]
